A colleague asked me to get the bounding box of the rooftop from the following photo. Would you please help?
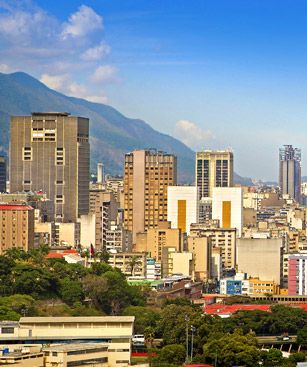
[32,112,70,116]
[43,343,108,352]
[20,316,135,323]
[0,204,33,211]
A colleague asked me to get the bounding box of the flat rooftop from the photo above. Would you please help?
[31,112,70,116]
[43,343,108,352]
[20,316,135,323]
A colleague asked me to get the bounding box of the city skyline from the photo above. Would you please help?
[1,1,307,180]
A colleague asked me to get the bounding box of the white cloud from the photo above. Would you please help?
[40,73,67,90]
[90,65,118,83]
[81,41,111,61]
[86,94,108,104]
[0,63,11,72]
[175,120,214,149]
[62,5,103,39]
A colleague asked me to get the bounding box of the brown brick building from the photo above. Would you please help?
[0,204,34,254]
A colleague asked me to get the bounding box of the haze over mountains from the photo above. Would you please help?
[0,71,252,185]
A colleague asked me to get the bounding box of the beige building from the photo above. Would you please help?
[108,252,146,277]
[135,221,181,261]
[124,149,177,242]
[187,234,211,281]
[0,317,134,367]
[190,224,236,270]
[196,150,233,200]
[44,343,108,367]
[237,238,283,284]
[10,112,90,223]
[0,204,34,254]
[0,347,43,367]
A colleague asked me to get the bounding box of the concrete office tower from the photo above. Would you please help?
[212,187,243,237]
[237,238,283,285]
[124,149,177,242]
[97,162,104,184]
[0,204,34,254]
[279,145,301,203]
[196,150,233,200]
[10,112,90,223]
[0,156,6,192]
[288,253,307,295]
[167,186,198,234]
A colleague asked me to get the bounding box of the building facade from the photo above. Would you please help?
[10,112,90,223]
[288,253,307,296]
[124,149,177,242]
[0,204,34,254]
[195,150,233,200]
[279,145,301,203]
[212,187,243,237]
[167,186,198,234]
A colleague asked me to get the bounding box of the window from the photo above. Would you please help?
[23,147,32,161]
[1,327,14,333]
[32,127,56,142]
[56,147,65,166]
[56,180,64,185]
[55,195,64,204]
[23,180,31,184]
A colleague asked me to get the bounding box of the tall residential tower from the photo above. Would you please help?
[10,112,90,222]
[196,150,233,200]
[279,145,301,203]
[124,149,177,242]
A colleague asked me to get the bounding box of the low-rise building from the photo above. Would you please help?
[44,343,108,367]
[108,252,146,277]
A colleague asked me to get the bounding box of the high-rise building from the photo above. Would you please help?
[167,186,198,234]
[124,149,177,241]
[10,112,90,223]
[279,145,301,203]
[196,150,233,200]
[0,204,34,254]
[212,187,243,237]
[0,156,6,193]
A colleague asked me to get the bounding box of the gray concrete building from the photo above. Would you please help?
[9,112,90,223]
[237,238,283,285]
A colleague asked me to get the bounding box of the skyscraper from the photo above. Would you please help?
[196,150,233,200]
[124,149,177,242]
[10,112,90,222]
[279,145,301,203]
[0,156,6,192]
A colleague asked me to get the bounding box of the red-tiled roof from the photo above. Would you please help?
[46,253,65,259]
[204,303,307,316]
[204,304,271,315]
[0,204,33,210]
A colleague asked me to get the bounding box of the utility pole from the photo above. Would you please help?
[190,325,196,362]
[185,315,189,364]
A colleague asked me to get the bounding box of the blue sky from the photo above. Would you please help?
[1,0,307,180]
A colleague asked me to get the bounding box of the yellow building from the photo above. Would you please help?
[248,278,279,295]
[0,317,134,367]
[44,343,108,367]
[0,346,43,367]
[135,221,181,261]
[108,252,146,277]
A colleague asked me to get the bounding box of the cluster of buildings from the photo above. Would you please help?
[0,113,307,301]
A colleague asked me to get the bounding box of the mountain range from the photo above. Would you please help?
[0,71,252,185]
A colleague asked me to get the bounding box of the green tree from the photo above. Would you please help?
[155,344,185,365]
[297,325,307,348]
[59,278,84,306]
[122,305,160,334]
[261,348,284,367]
[203,330,260,367]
